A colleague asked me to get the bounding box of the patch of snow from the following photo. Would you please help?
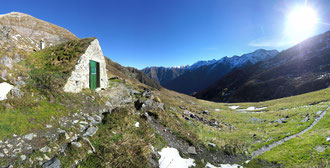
[246,107,267,111]
[0,82,14,101]
[172,65,189,69]
[205,162,220,168]
[219,164,243,168]
[188,59,218,70]
[215,108,221,111]
[158,147,195,168]
[246,107,256,110]
[229,106,239,110]
[205,161,244,168]
[135,122,139,128]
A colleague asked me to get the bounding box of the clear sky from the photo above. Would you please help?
[1,0,330,69]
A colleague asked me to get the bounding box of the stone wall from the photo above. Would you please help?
[63,39,108,93]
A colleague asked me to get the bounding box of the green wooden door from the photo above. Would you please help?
[90,60,97,90]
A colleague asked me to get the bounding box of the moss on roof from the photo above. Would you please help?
[26,37,96,94]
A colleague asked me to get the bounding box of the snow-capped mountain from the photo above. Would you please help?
[196,30,330,102]
[187,59,218,70]
[142,49,279,94]
[199,49,279,71]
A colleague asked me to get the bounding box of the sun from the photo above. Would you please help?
[285,6,318,43]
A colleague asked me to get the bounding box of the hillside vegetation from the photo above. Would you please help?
[0,12,329,168]
[1,37,329,168]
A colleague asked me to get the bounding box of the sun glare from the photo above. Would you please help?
[285,6,318,44]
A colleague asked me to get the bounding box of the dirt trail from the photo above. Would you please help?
[252,107,329,158]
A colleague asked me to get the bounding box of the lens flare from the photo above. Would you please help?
[285,6,318,43]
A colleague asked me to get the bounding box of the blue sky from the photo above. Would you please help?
[1,0,330,69]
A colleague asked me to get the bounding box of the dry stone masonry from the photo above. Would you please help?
[64,39,108,93]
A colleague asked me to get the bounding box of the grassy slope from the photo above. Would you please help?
[155,87,330,166]
[0,37,329,167]
[0,38,95,140]
[77,107,166,168]
[249,111,330,167]
[0,37,165,167]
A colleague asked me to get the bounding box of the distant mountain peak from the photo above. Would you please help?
[171,65,189,69]
[196,31,330,102]
[142,49,279,94]
[188,49,279,70]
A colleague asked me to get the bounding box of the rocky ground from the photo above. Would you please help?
[0,77,255,167]
[0,80,137,167]
[1,78,329,167]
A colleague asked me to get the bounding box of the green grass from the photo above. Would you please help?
[0,90,68,139]
[26,38,95,94]
[77,107,166,168]
[156,87,330,166]
[1,36,329,167]
[192,88,330,153]
[196,103,327,152]
[0,85,103,140]
[247,108,330,167]
[0,38,100,139]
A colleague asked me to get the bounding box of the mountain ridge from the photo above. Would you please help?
[196,30,330,102]
[0,11,329,168]
[142,49,279,94]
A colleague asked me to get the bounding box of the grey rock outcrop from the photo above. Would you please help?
[24,133,35,141]
[270,117,288,124]
[71,142,82,148]
[83,126,98,137]
[40,146,51,153]
[187,146,197,155]
[9,86,24,98]
[42,157,60,168]
[141,99,164,112]
[0,56,13,68]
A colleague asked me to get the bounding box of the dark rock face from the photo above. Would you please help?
[126,67,162,89]
[196,30,330,102]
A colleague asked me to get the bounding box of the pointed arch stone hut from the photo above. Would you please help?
[63,39,108,93]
